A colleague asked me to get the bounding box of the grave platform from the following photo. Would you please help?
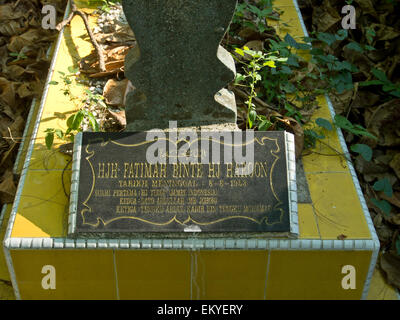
[0,0,398,300]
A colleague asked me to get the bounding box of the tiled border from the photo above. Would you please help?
[13,99,37,174]
[0,205,6,228]
[4,237,377,251]
[68,132,82,235]
[286,132,299,236]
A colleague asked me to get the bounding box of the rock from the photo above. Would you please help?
[122,0,238,131]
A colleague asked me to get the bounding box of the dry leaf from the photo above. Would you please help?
[0,170,16,203]
[390,153,400,180]
[381,252,400,290]
[103,78,131,107]
[277,116,304,158]
[108,109,126,127]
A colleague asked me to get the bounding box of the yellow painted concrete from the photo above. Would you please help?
[298,203,320,239]
[306,172,371,239]
[0,205,14,300]
[11,250,116,300]
[116,250,191,300]
[194,250,268,299]
[266,250,372,299]
[0,205,11,282]
[10,13,94,238]
[11,170,69,238]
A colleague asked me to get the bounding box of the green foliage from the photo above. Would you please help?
[83,0,120,12]
[373,177,393,198]
[333,115,377,140]
[9,52,28,61]
[304,128,325,149]
[45,109,99,150]
[371,198,392,216]
[359,68,400,98]
[45,66,104,149]
[315,118,333,131]
[231,1,395,225]
[350,144,372,161]
[232,0,277,34]
[234,46,286,129]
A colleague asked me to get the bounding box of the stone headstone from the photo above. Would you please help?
[122,0,238,130]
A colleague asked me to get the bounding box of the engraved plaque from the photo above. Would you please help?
[68,131,297,237]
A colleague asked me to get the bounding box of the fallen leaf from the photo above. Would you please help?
[390,153,400,180]
[0,77,17,107]
[103,78,131,107]
[108,109,126,127]
[0,170,16,203]
[276,116,304,158]
[380,252,400,290]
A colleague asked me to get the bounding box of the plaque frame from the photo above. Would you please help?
[68,131,298,238]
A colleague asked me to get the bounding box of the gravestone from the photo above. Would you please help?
[68,0,298,238]
[122,0,238,130]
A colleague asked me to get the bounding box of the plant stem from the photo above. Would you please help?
[56,0,106,72]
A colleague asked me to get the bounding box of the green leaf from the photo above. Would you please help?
[316,118,333,131]
[235,48,244,56]
[335,29,348,40]
[55,129,64,139]
[364,45,375,51]
[258,120,272,131]
[316,32,337,46]
[68,66,79,74]
[263,60,276,68]
[371,198,391,216]
[45,132,54,150]
[305,129,325,140]
[235,73,246,84]
[87,112,100,132]
[284,33,298,48]
[248,109,257,129]
[359,80,383,86]
[67,111,84,131]
[371,68,388,82]
[390,90,400,98]
[286,55,299,67]
[48,81,59,85]
[345,42,363,52]
[350,144,372,161]
[334,114,352,129]
[347,127,377,140]
[297,43,312,50]
[373,178,393,197]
